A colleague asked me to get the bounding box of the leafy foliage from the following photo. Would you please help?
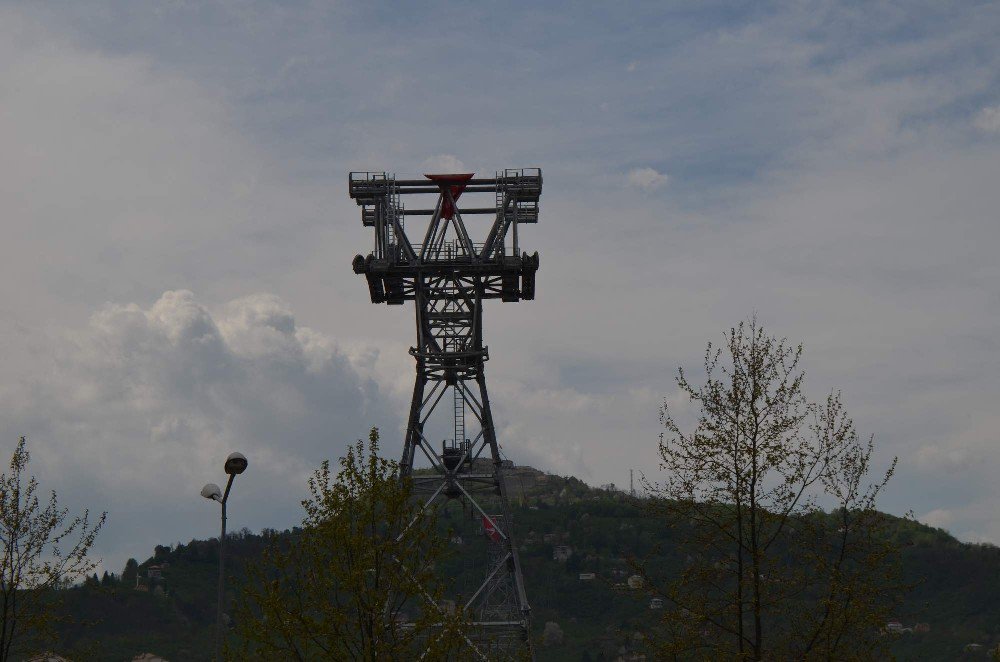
[232,427,471,660]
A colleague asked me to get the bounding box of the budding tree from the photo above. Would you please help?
[641,319,902,660]
[0,436,106,660]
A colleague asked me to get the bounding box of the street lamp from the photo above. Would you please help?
[201,451,247,661]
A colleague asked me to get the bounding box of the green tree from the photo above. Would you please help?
[121,558,139,588]
[233,427,472,660]
[0,436,105,660]
[641,319,902,660]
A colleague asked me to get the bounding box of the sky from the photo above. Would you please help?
[1,0,999,574]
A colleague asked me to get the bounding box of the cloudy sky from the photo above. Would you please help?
[2,1,999,573]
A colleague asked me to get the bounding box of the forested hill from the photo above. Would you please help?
[51,465,1000,660]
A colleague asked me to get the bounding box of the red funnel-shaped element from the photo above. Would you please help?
[482,515,501,543]
[425,173,474,220]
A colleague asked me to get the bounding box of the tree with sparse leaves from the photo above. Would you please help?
[639,319,904,660]
[0,436,105,661]
[233,427,473,660]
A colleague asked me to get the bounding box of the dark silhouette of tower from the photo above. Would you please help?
[350,169,541,657]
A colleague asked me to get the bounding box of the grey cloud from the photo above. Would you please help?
[2,290,393,574]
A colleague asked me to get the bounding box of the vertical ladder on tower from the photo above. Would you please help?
[454,383,465,446]
[496,176,505,216]
[386,184,401,257]
[495,172,506,258]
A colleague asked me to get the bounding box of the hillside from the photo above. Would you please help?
[47,465,1000,660]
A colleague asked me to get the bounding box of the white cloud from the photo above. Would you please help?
[919,508,954,530]
[626,167,669,191]
[2,291,392,573]
[626,61,638,72]
[420,154,469,174]
[973,105,1000,133]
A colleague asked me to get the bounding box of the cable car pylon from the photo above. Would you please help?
[350,168,542,658]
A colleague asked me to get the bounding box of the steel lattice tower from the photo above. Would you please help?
[350,168,541,657]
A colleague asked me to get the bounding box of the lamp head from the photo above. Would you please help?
[201,483,222,502]
[224,452,248,475]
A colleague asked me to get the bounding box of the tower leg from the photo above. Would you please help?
[399,365,426,478]
[476,372,532,632]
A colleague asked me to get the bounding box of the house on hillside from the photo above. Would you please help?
[885,620,903,633]
[649,598,664,610]
[579,572,595,581]
[553,545,572,562]
[627,575,644,589]
[147,565,164,579]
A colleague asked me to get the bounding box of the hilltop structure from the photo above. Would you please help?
[350,168,542,658]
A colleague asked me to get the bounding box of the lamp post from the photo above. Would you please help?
[201,451,247,661]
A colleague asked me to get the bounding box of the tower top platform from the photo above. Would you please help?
[351,169,541,305]
[349,168,541,202]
